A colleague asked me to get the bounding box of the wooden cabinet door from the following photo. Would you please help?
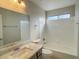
[30,54,36,59]
[38,55,42,59]
[30,48,42,59]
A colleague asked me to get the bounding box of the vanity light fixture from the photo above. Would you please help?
[18,0,25,7]
[9,0,18,3]
[10,0,25,7]
[18,0,24,4]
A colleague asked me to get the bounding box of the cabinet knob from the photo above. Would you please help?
[0,38,2,40]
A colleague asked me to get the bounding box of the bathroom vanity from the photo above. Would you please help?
[0,2,43,59]
[30,48,42,59]
[0,43,43,59]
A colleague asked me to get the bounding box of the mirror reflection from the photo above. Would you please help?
[0,8,30,46]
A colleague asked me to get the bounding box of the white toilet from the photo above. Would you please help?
[32,39,54,59]
[42,48,54,59]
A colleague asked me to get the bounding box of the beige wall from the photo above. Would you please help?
[29,2,45,40]
[45,6,77,56]
[0,8,30,45]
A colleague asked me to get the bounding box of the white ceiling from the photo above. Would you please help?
[30,0,76,11]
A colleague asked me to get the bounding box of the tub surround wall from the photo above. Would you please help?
[45,6,76,56]
[53,50,77,59]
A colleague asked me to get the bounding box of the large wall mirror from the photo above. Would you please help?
[0,7,30,46]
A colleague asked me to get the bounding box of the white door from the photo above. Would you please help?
[0,15,3,46]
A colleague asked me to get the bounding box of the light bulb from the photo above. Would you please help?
[14,0,18,3]
[20,1,25,7]
[9,0,18,3]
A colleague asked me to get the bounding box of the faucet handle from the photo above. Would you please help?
[43,38,45,41]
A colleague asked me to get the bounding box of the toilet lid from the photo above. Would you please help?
[42,49,52,54]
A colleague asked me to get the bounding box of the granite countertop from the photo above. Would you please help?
[0,43,43,59]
